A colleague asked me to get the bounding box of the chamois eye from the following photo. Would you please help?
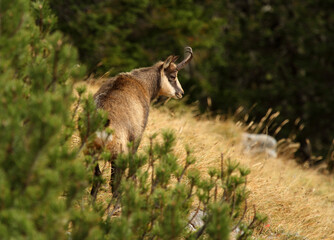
[170,75,176,81]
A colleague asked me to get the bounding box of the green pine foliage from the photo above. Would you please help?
[85,130,267,239]
[0,0,266,238]
[0,0,86,238]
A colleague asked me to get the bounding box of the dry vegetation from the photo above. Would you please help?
[75,82,334,240]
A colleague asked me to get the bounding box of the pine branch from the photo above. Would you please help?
[46,40,61,91]
[232,199,248,231]
[186,202,201,230]
[107,197,121,218]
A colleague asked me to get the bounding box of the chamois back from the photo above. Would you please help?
[94,74,151,154]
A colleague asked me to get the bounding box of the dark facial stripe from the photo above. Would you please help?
[170,80,182,94]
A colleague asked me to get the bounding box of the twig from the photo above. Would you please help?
[229,184,236,217]
[248,205,257,229]
[104,194,116,215]
[107,196,121,218]
[244,176,248,192]
[194,217,210,239]
[220,153,224,183]
[71,94,82,121]
[187,181,194,199]
[214,180,218,202]
[178,161,189,183]
[45,40,61,91]
[187,203,201,228]
[140,210,158,240]
[232,199,248,231]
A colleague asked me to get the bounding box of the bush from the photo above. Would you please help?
[82,130,267,239]
[0,1,265,238]
[0,0,86,238]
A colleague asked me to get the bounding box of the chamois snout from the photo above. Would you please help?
[175,88,184,99]
[175,92,183,99]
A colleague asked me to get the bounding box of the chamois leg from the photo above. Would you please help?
[109,141,139,195]
[90,164,102,198]
[110,161,121,196]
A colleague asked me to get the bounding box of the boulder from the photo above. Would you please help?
[242,133,277,158]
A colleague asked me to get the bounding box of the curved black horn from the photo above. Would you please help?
[176,46,193,71]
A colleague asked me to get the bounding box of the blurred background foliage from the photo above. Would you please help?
[50,0,334,162]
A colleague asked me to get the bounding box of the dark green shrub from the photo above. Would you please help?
[84,130,267,239]
[0,0,87,238]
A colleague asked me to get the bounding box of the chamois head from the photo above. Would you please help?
[159,46,193,99]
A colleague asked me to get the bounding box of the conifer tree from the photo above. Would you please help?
[0,1,265,239]
[0,0,88,238]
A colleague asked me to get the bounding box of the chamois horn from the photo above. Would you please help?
[176,46,193,71]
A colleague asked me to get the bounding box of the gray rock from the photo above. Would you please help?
[188,210,206,231]
[242,133,277,158]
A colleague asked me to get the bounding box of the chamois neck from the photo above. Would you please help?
[128,62,163,101]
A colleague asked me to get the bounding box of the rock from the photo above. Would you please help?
[188,210,243,240]
[188,210,206,231]
[242,133,277,158]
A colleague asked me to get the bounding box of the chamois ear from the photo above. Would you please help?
[163,55,174,69]
[172,55,179,63]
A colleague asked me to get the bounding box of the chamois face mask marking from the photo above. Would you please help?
[159,72,178,98]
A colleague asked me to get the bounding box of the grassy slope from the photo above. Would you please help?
[81,83,334,239]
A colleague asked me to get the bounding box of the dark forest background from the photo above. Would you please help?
[50,0,334,163]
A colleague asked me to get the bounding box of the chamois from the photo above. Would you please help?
[90,47,193,196]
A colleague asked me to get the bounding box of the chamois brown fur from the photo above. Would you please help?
[90,47,193,196]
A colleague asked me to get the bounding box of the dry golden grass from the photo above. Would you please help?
[143,108,334,240]
[75,82,334,240]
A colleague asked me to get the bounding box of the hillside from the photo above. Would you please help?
[79,83,334,240]
[144,108,334,240]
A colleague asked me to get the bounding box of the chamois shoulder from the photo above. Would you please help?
[94,73,147,108]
